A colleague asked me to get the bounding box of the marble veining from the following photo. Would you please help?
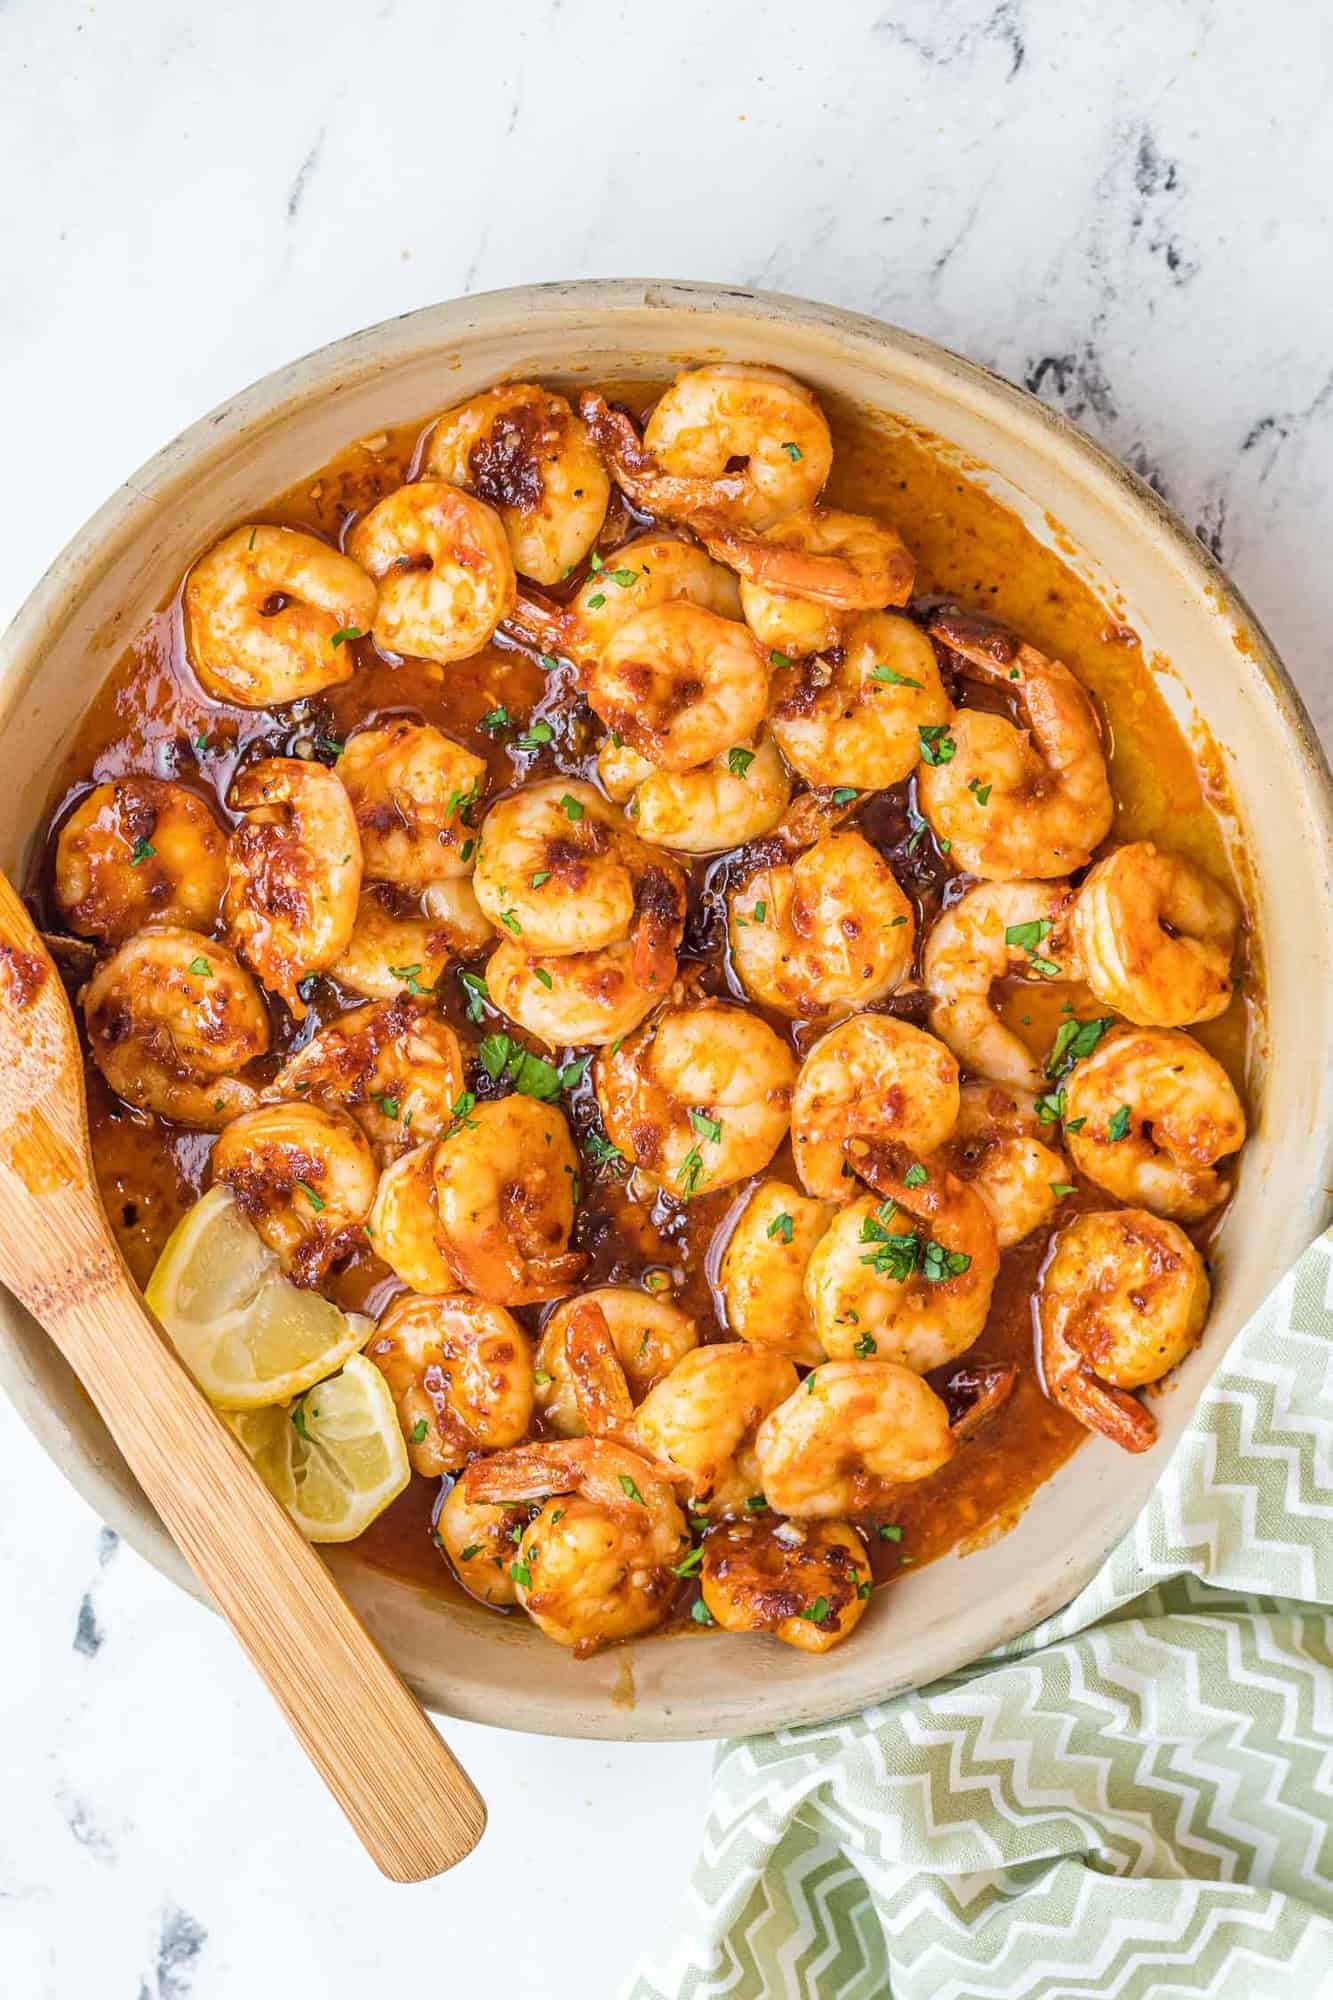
[0,1,1329,1994]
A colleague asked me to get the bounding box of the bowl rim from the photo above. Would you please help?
[3,278,1332,1737]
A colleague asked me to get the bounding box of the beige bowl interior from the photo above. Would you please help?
[2,281,1330,1739]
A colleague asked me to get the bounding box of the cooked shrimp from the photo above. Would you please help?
[1072,842,1241,1027]
[769,613,951,791]
[1062,1027,1246,1221]
[485,937,666,1049]
[634,1343,798,1515]
[504,533,742,666]
[424,382,610,585]
[435,1482,532,1607]
[223,758,361,1013]
[54,778,228,945]
[183,524,376,707]
[923,879,1082,1090]
[365,1292,534,1475]
[806,1147,999,1369]
[791,1014,960,1201]
[717,1181,835,1366]
[917,610,1113,879]
[1039,1209,1210,1452]
[700,1517,872,1654]
[345,479,516,663]
[82,926,268,1128]
[337,721,487,887]
[729,831,915,1018]
[211,1101,376,1284]
[330,881,492,1001]
[432,1094,585,1304]
[461,1438,689,1652]
[580,366,832,530]
[940,1082,1073,1248]
[532,1295,635,1441]
[595,998,796,1198]
[598,729,791,855]
[585,604,770,775]
[697,506,915,612]
[738,579,845,660]
[265,995,464,1160]
[536,1287,698,1437]
[473,780,684,985]
[367,1140,457,1293]
[755,1359,955,1519]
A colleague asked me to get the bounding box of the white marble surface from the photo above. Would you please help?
[1,2,1330,1995]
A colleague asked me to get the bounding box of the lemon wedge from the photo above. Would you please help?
[146,1184,368,1409]
[224,1355,411,1542]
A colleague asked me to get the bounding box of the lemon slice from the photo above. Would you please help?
[224,1355,411,1542]
[146,1185,368,1409]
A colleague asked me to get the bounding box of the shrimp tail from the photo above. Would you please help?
[502,588,588,666]
[563,1298,635,1439]
[1040,1321,1158,1453]
[948,1363,1018,1443]
[578,393,748,520]
[630,862,685,992]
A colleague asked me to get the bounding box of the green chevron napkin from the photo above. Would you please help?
[633,1230,1333,2000]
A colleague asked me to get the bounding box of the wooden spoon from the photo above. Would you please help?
[0,872,485,1880]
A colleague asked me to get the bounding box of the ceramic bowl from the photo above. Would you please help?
[2,281,1330,1739]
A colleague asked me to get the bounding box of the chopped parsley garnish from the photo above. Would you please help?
[459,1543,483,1562]
[376,1094,401,1119]
[871,663,923,689]
[533,1369,552,1389]
[329,626,361,649]
[445,777,482,824]
[500,909,522,935]
[559,793,584,821]
[1035,1087,1067,1126]
[767,1211,795,1244]
[446,1090,479,1134]
[690,1598,716,1626]
[677,1146,706,1196]
[618,1473,647,1506]
[968,778,992,805]
[1049,1181,1076,1198]
[770,651,792,668]
[586,592,607,608]
[247,526,258,551]
[517,720,554,750]
[389,962,433,996]
[853,1332,878,1357]
[478,1033,572,1104]
[1107,1104,1132,1143]
[726,746,755,779]
[530,870,550,888]
[799,1596,830,1624]
[830,786,857,806]
[458,969,488,1022]
[878,1523,903,1543]
[187,956,211,977]
[410,1419,428,1444]
[918,724,956,766]
[1005,917,1061,978]
[295,1181,325,1212]
[922,1240,972,1282]
[533,966,553,990]
[509,1559,532,1588]
[291,1402,310,1440]
[753,900,767,922]
[903,1162,928,1188]
[478,706,510,735]
[672,1546,704,1577]
[608,567,638,588]
[744,1494,769,1513]
[129,837,156,867]
[539,653,561,673]
[689,1109,723,1143]
[781,441,802,462]
[584,1130,625,1173]
[1045,1013,1115,1079]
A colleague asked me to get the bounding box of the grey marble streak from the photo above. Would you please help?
[0,2,1330,1996]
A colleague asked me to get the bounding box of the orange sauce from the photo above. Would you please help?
[26,384,1255,1611]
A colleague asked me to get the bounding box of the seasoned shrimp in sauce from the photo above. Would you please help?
[1062,1026,1246,1221]
[338,721,487,887]
[184,524,376,707]
[211,1101,376,1284]
[1072,841,1240,1027]
[223,758,362,1013]
[346,479,516,663]
[55,778,228,944]
[728,830,914,1018]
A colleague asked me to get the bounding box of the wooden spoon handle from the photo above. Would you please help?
[55,1266,485,1881]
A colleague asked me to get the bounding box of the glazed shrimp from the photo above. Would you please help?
[939,1082,1073,1248]
[432,1094,585,1304]
[755,1359,956,1519]
[345,479,516,663]
[365,1292,534,1475]
[697,505,915,612]
[265,995,465,1160]
[738,578,846,661]
[485,937,668,1049]
[473,780,685,982]
[769,613,952,792]
[595,998,796,1198]
[54,777,228,945]
[424,382,610,585]
[700,1517,872,1655]
[211,1101,377,1284]
[367,1140,457,1293]
[461,1438,689,1651]
[1072,842,1241,1027]
[917,610,1113,878]
[183,524,376,708]
[717,1181,836,1366]
[586,604,771,774]
[82,926,268,1128]
[337,721,487,887]
[805,1146,1000,1369]
[1062,1026,1246,1221]
[790,1014,960,1202]
[535,1287,699,1437]
[598,729,792,855]
[1039,1209,1210,1453]
[330,881,493,1001]
[580,366,832,530]
[503,533,742,667]
[435,1482,533,1607]
[223,758,362,1013]
[922,879,1082,1090]
[634,1343,798,1515]
[728,831,915,1018]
